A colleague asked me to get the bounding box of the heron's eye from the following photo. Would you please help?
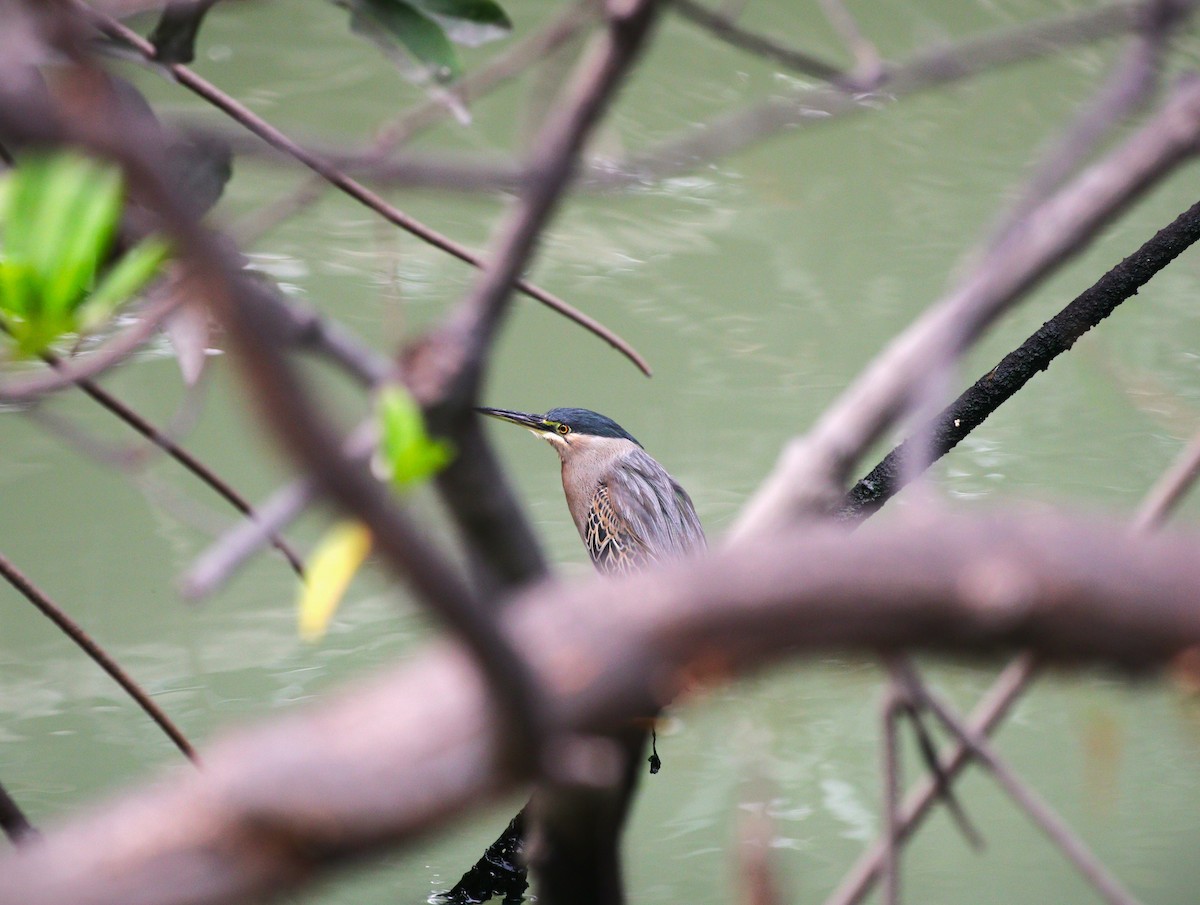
[556,423,570,435]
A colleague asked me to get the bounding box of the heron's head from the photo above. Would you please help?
[477,406,642,458]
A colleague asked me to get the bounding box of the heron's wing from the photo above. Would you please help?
[583,483,655,575]
[593,448,706,575]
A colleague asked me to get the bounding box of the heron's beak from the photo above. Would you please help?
[476,407,551,436]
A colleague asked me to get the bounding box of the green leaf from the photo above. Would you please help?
[411,0,509,27]
[149,0,219,65]
[77,237,169,333]
[375,385,454,490]
[0,152,166,355]
[0,259,37,320]
[412,0,511,46]
[350,0,463,82]
[3,155,49,266]
[24,156,115,302]
[42,163,123,318]
[0,175,12,230]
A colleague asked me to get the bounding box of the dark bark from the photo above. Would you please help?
[841,198,1200,519]
[0,780,36,846]
[441,811,529,905]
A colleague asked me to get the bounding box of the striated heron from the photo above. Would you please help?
[477,406,706,574]
[460,407,705,901]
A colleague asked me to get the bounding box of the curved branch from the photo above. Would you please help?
[432,0,661,401]
[3,511,1200,905]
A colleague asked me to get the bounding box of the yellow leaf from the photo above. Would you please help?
[297,521,373,641]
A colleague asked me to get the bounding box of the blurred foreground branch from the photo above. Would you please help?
[2,510,1200,905]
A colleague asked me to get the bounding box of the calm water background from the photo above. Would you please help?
[4,1,1200,902]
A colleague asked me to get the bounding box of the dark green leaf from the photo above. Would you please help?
[350,0,463,82]
[412,0,510,47]
[150,0,220,65]
[411,0,509,26]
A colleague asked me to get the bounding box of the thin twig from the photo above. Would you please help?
[182,421,378,599]
[614,1,1144,184]
[885,660,983,850]
[0,551,197,762]
[672,0,846,84]
[233,6,593,247]
[69,363,306,577]
[1131,427,1200,532]
[893,662,1141,905]
[880,686,902,905]
[824,655,1039,905]
[734,785,785,905]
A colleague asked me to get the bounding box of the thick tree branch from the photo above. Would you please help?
[2,511,1200,905]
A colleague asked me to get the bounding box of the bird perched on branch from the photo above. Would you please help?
[477,406,706,575]
[459,407,705,901]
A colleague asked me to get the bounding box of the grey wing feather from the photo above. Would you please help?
[598,448,706,573]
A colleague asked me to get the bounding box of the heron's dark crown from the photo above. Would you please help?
[545,408,642,447]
